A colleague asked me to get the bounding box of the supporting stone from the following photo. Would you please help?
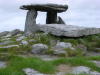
[57,16,66,24]
[46,11,57,24]
[24,9,39,36]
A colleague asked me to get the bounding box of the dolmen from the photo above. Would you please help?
[20,3,100,37]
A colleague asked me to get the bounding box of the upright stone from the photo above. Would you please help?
[57,16,66,24]
[46,11,57,24]
[24,10,38,36]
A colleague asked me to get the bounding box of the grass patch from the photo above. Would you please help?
[0,56,100,75]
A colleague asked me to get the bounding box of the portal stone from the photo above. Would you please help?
[24,10,39,36]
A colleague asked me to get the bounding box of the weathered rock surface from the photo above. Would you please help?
[0,31,9,37]
[0,61,6,68]
[0,41,14,45]
[72,66,90,74]
[9,29,22,36]
[0,45,19,48]
[39,24,100,37]
[92,61,100,67]
[20,4,68,12]
[55,42,72,49]
[16,36,26,41]
[32,44,48,54]
[57,16,66,24]
[72,66,100,75]
[53,42,74,55]
[23,68,44,75]
[24,10,39,36]
[21,40,28,45]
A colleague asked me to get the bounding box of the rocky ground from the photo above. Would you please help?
[0,29,100,75]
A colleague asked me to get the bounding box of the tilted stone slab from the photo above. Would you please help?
[38,24,100,37]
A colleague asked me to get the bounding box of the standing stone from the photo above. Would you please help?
[24,10,39,36]
[46,11,57,24]
[57,16,66,24]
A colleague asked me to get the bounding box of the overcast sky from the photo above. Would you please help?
[0,0,100,32]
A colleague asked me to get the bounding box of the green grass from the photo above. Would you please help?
[0,56,100,75]
[0,32,100,74]
[0,56,55,75]
[51,57,100,72]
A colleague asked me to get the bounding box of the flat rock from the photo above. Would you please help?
[21,40,28,45]
[0,31,9,37]
[32,44,48,54]
[0,45,19,48]
[16,36,26,41]
[0,41,14,45]
[39,24,100,37]
[72,66,100,75]
[9,29,22,36]
[72,66,91,74]
[0,61,6,68]
[20,4,68,12]
[23,68,44,75]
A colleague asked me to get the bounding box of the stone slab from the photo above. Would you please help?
[20,4,68,12]
[38,24,100,37]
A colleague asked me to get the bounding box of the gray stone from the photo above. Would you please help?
[72,66,100,75]
[0,61,6,68]
[90,71,100,75]
[16,34,22,37]
[46,11,57,24]
[92,61,100,67]
[39,24,100,37]
[53,50,66,55]
[55,42,72,49]
[24,10,39,36]
[20,4,68,12]
[57,16,66,24]
[0,41,14,45]
[3,34,12,38]
[53,42,74,55]
[23,68,44,75]
[16,36,26,41]
[29,39,36,42]
[21,40,28,45]
[0,31,9,37]
[34,55,58,61]
[21,4,68,25]
[32,44,48,54]
[0,45,19,48]
[9,29,22,36]
[1,38,11,41]
[72,66,91,74]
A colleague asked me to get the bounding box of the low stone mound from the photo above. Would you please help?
[38,24,100,37]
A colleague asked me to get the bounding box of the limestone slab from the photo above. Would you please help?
[39,24,100,37]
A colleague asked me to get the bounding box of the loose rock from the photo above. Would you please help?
[0,31,9,37]
[0,61,6,68]
[23,68,44,75]
[16,36,26,41]
[0,45,19,48]
[0,41,14,45]
[32,44,48,54]
[9,29,22,36]
[21,40,28,45]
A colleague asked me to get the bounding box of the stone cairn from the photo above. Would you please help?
[20,4,68,35]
